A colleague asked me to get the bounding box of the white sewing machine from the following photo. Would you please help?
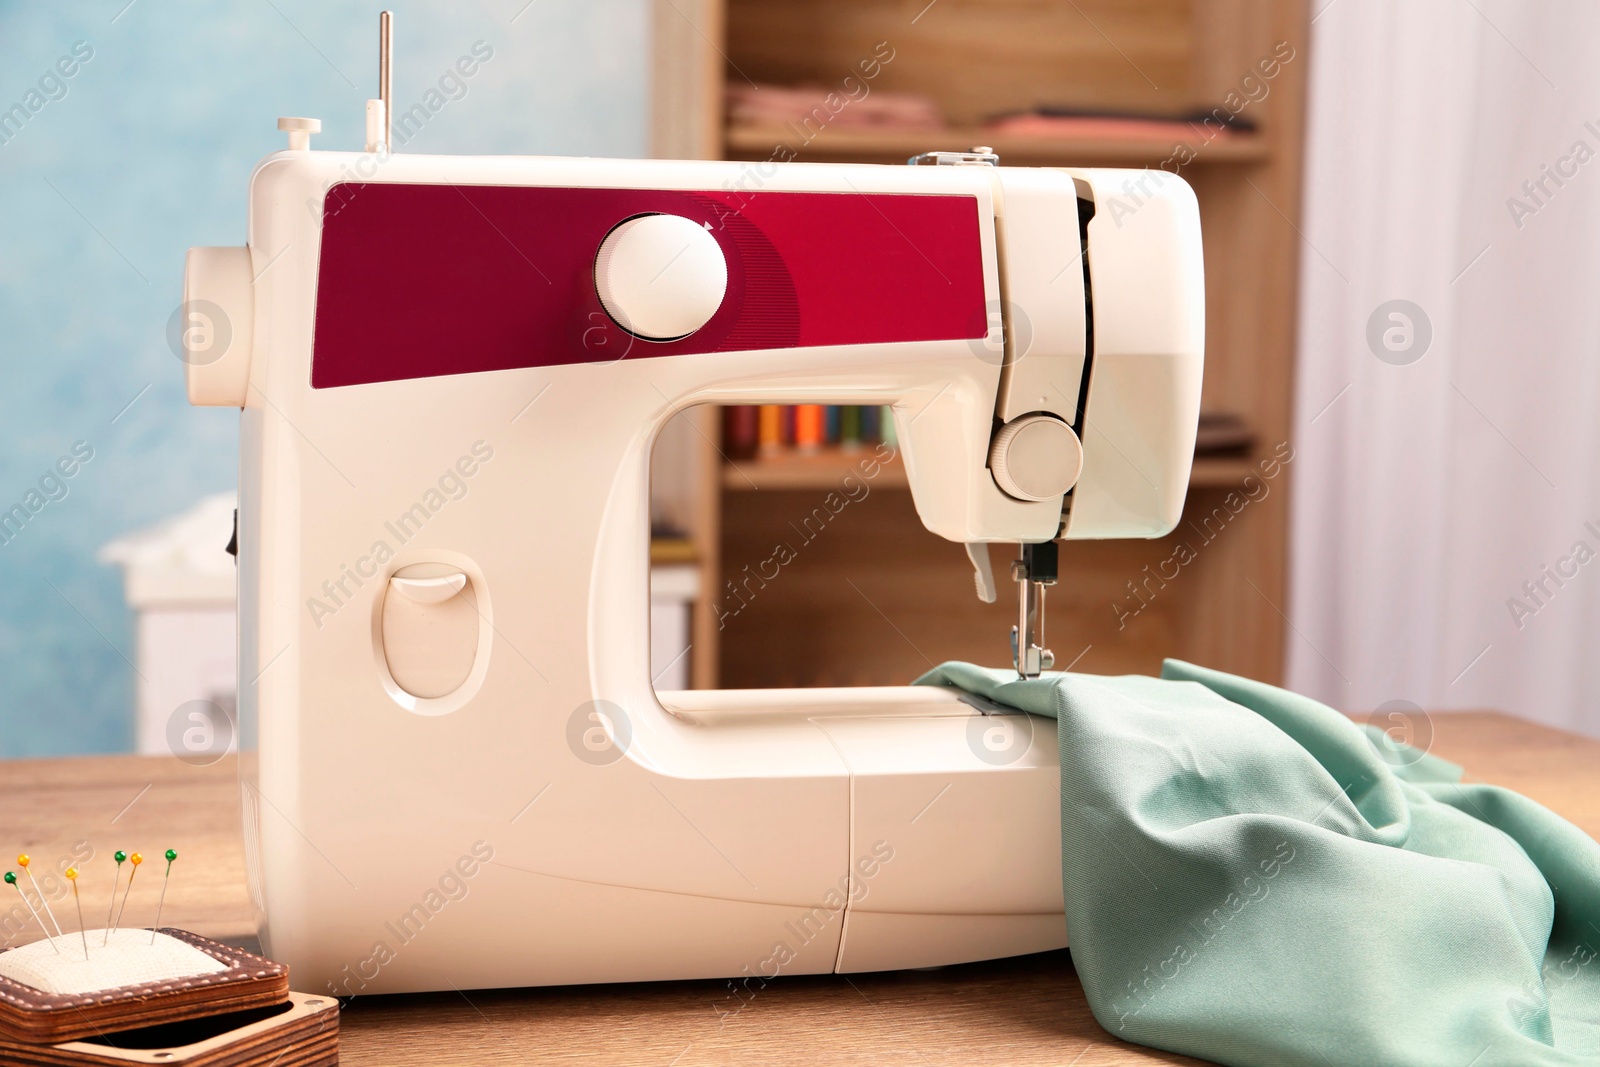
[180,31,1202,996]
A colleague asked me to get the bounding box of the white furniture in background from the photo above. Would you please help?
[649,563,697,688]
[97,493,238,757]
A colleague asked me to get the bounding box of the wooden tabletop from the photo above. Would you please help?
[2,712,1596,1065]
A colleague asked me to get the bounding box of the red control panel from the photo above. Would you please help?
[310,183,989,389]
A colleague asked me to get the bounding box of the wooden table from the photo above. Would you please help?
[2,713,1595,1065]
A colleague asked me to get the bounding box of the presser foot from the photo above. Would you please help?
[1010,627,1055,679]
[1011,542,1059,680]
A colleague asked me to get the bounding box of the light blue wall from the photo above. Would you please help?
[0,0,651,755]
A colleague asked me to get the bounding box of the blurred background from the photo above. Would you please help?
[4,0,1598,756]
[0,0,649,754]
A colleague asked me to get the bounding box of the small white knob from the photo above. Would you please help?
[595,214,727,340]
[277,116,322,152]
[181,246,254,407]
[990,416,1084,502]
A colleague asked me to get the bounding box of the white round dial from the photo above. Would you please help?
[594,214,728,340]
[989,415,1085,502]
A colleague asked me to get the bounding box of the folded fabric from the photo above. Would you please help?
[915,659,1600,1066]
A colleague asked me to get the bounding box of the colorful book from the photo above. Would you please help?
[839,406,862,451]
[757,405,783,454]
[860,404,880,442]
[794,405,825,452]
[722,405,759,459]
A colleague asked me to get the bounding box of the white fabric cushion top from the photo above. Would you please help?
[0,929,227,995]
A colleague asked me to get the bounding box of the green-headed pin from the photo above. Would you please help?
[103,851,127,946]
[5,871,58,953]
[149,850,178,944]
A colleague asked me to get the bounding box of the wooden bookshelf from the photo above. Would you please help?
[648,537,699,564]
[723,123,1271,167]
[722,447,908,491]
[720,448,1259,493]
[651,0,1308,689]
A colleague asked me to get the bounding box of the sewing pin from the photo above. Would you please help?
[4,872,59,953]
[112,852,142,937]
[149,850,177,944]
[16,855,63,938]
[103,851,126,945]
[65,868,88,960]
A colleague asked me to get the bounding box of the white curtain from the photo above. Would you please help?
[1290,0,1600,737]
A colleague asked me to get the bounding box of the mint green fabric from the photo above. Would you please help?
[915,659,1600,1066]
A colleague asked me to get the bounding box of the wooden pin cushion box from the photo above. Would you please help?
[0,929,337,1066]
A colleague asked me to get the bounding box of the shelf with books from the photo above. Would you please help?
[658,0,1306,689]
[723,123,1270,168]
[648,536,699,564]
[722,445,907,491]
[721,403,896,467]
[721,450,1256,493]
